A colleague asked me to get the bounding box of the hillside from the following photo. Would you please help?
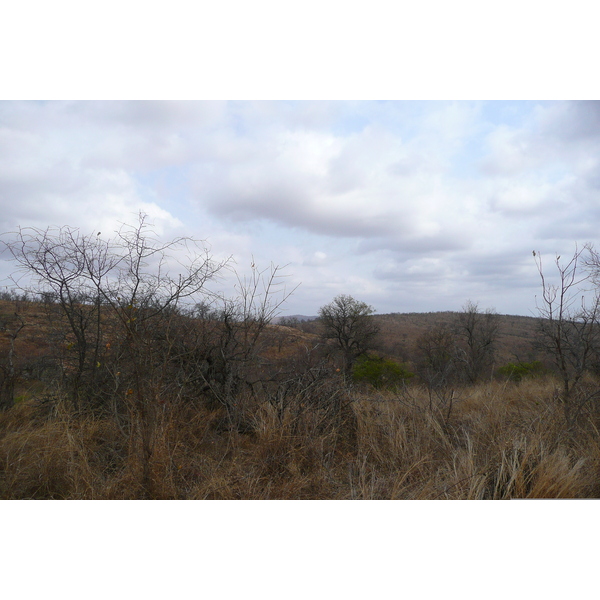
[1,299,546,385]
[370,311,541,365]
[291,310,543,368]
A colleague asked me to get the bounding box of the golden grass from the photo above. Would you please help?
[1,376,599,499]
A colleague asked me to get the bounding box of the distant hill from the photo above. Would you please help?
[370,312,542,366]
[273,315,318,324]
[279,310,544,367]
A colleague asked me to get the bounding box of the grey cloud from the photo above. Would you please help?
[325,151,367,195]
[191,129,420,240]
[207,187,403,239]
[487,184,559,216]
[583,165,600,191]
[358,230,468,255]
[539,101,600,143]
[1,101,226,174]
[536,215,600,242]
[225,101,385,138]
[373,263,446,284]
[480,102,600,178]
[324,126,413,194]
[76,101,226,131]
[302,251,328,267]
[478,129,545,177]
[529,174,600,242]
[464,253,535,287]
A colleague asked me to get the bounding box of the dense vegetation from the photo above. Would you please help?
[2,220,600,499]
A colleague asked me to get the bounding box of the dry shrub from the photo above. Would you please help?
[0,400,126,499]
[2,375,600,499]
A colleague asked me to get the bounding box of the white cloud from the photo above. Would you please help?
[2,100,600,316]
[303,251,327,266]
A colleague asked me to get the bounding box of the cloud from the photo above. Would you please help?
[480,101,600,177]
[2,100,600,317]
[0,101,191,237]
[303,251,327,266]
[488,181,556,215]
[479,125,543,176]
[190,111,487,251]
[537,100,600,143]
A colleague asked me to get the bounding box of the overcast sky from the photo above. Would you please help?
[1,100,599,317]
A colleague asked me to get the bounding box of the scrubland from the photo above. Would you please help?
[2,375,599,499]
[2,223,599,499]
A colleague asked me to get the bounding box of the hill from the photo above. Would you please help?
[370,311,541,366]
[288,310,542,367]
[273,314,318,323]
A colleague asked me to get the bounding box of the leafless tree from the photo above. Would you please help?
[534,248,600,426]
[318,294,379,374]
[2,213,229,409]
[454,301,499,383]
[194,262,298,423]
[415,323,460,418]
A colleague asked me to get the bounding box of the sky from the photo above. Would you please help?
[2,100,600,317]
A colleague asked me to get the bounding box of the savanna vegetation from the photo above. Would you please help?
[2,218,600,499]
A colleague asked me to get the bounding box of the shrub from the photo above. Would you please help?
[497,361,546,382]
[352,354,414,390]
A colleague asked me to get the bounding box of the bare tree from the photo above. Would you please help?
[2,213,230,409]
[415,323,460,417]
[194,262,298,423]
[318,294,379,373]
[534,248,600,426]
[454,301,499,383]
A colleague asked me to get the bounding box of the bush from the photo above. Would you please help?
[497,361,546,382]
[352,354,414,390]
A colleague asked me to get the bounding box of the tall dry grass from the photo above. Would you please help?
[1,376,599,499]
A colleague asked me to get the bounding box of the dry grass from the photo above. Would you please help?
[1,376,599,499]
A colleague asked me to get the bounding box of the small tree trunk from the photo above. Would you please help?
[0,316,26,411]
